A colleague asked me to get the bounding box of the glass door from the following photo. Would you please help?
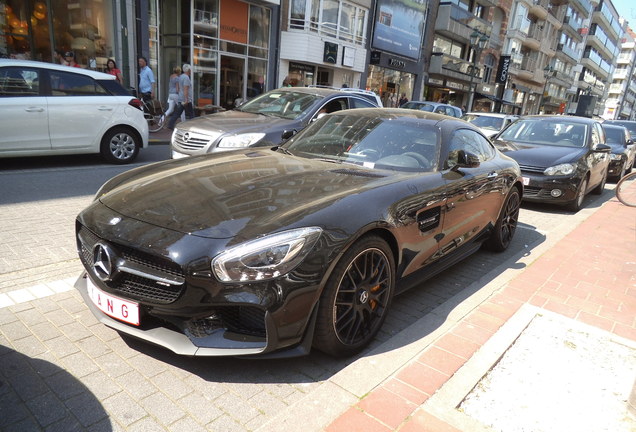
[220,55,245,110]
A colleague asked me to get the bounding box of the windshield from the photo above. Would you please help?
[606,121,636,137]
[463,115,504,131]
[236,90,322,120]
[283,113,440,172]
[604,127,625,145]
[497,119,587,148]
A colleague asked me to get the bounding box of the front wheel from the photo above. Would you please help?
[100,127,140,164]
[616,171,636,207]
[484,188,521,252]
[313,236,395,357]
[567,177,588,212]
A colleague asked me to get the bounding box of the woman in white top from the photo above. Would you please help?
[164,66,184,121]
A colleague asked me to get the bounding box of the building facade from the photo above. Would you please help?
[602,21,635,119]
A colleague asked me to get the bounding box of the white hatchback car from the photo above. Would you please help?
[0,59,148,164]
[462,112,519,138]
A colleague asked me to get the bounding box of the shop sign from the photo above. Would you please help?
[371,0,426,60]
[324,42,338,64]
[342,46,355,67]
[446,81,465,91]
[495,55,511,84]
[220,0,248,44]
[428,78,444,86]
[370,51,381,65]
[388,58,406,69]
[289,62,315,73]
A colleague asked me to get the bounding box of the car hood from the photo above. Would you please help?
[607,143,627,154]
[494,139,586,168]
[98,150,404,240]
[177,110,300,135]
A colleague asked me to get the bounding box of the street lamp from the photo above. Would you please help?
[538,64,554,114]
[467,30,489,112]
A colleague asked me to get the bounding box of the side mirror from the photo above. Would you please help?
[281,130,297,140]
[453,150,480,169]
[593,143,611,153]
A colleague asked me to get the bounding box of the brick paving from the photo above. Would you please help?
[324,193,636,431]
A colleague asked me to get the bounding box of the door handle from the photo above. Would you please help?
[25,107,44,112]
[97,106,113,111]
[487,172,499,178]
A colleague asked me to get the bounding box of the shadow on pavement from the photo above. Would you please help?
[0,346,111,431]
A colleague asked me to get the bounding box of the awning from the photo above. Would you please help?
[475,92,502,103]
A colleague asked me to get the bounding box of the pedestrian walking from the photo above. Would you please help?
[164,66,184,123]
[105,58,123,84]
[137,56,155,102]
[398,93,409,107]
[167,63,194,130]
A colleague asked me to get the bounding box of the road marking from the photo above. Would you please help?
[0,278,75,309]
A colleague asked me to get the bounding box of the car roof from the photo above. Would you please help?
[0,59,116,80]
[465,112,517,118]
[519,115,597,124]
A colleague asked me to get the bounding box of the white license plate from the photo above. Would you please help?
[86,277,140,326]
[522,176,530,186]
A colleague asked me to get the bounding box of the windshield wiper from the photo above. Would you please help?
[274,146,293,155]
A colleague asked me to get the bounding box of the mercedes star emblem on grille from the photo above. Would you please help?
[92,243,115,281]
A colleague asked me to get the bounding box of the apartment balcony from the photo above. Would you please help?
[570,0,593,18]
[511,55,540,82]
[613,69,629,80]
[587,34,617,62]
[429,53,483,81]
[617,52,633,64]
[562,16,584,42]
[592,10,620,41]
[608,83,624,94]
[626,93,636,104]
[581,56,610,80]
[556,43,580,61]
[435,3,493,43]
[530,0,549,20]
[630,82,636,94]
[522,24,542,50]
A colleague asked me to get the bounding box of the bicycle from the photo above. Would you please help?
[615,171,636,207]
[141,97,166,132]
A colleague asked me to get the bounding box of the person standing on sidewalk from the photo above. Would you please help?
[138,56,155,102]
[167,64,194,130]
[164,66,184,123]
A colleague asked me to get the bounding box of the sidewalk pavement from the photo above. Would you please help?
[260,191,636,431]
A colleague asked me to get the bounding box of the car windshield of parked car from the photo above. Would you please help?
[497,119,587,148]
[282,113,440,172]
[463,114,504,131]
[401,102,434,112]
[235,90,322,120]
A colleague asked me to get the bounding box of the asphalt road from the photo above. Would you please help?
[0,145,618,431]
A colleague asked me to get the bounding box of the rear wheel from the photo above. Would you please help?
[484,188,520,252]
[567,177,588,212]
[313,236,395,357]
[100,127,140,164]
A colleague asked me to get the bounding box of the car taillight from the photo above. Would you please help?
[129,98,143,111]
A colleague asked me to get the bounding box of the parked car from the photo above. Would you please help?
[170,87,380,158]
[0,59,148,164]
[76,108,523,358]
[462,112,518,138]
[492,115,611,212]
[603,119,636,138]
[400,101,463,118]
[601,124,636,181]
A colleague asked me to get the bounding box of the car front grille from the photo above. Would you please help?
[519,164,545,174]
[172,129,221,151]
[77,224,186,304]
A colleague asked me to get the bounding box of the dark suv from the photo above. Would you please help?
[171,87,380,158]
[603,120,636,138]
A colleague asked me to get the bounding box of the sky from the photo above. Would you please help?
[611,0,636,22]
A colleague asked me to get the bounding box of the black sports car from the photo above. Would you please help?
[75,108,523,358]
[492,115,611,212]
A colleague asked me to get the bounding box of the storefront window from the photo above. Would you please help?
[194,0,219,38]
[1,0,115,68]
[366,65,413,107]
[249,5,269,50]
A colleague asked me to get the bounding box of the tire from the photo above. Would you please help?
[100,127,140,164]
[591,170,606,195]
[611,162,627,183]
[313,236,395,357]
[147,113,165,133]
[567,177,588,212]
[616,171,636,207]
[484,188,521,252]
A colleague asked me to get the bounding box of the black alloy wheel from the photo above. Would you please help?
[313,236,395,357]
[484,188,521,252]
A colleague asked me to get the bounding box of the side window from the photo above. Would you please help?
[49,71,105,96]
[445,129,495,169]
[349,97,376,109]
[0,67,40,96]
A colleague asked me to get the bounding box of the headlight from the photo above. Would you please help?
[218,133,266,149]
[212,227,322,282]
[609,154,623,160]
[543,163,575,176]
